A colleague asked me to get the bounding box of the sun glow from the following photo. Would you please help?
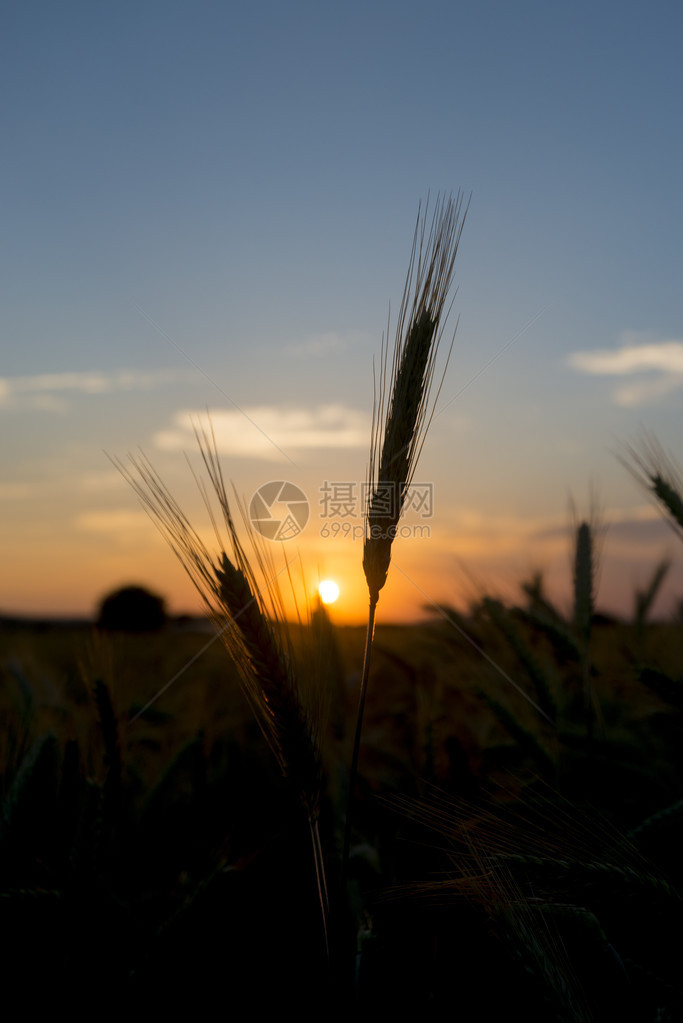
[318,579,340,604]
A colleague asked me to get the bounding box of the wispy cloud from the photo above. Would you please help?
[154,405,370,460]
[286,332,346,358]
[75,509,152,533]
[530,503,664,540]
[284,330,370,359]
[567,333,683,406]
[0,369,193,411]
[0,482,33,500]
[78,469,132,494]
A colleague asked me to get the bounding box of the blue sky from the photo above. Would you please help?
[2,1,683,621]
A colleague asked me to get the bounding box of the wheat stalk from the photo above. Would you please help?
[343,193,468,876]
[114,427,329,947]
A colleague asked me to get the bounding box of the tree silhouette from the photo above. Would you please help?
[96,585,167,632]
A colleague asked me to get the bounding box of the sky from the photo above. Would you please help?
[2,0,683,624]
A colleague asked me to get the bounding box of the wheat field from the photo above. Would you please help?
[1,198,683,1019]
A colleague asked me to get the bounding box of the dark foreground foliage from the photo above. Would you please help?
[1,599,682,1020]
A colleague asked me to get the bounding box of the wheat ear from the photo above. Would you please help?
[343,193,468,876]
[363,192,468,604]
[622,433,683,541]
[114,429,328,947]
[570,496,603,747]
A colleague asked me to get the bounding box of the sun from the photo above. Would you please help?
[318,579,340,605]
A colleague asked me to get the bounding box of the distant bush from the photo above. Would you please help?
[96,585,167,632]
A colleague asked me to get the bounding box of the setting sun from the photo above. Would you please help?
[318,579,340,604]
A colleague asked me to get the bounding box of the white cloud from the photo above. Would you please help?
[568,339,683,375]
[567,334,683,406]
[614,375,683,408]
[0,368,193,411]
[154,405,371,460]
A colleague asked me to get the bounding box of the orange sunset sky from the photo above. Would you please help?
[3,2,683,624]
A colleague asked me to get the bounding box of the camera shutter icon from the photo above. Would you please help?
[249,481,310,541]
